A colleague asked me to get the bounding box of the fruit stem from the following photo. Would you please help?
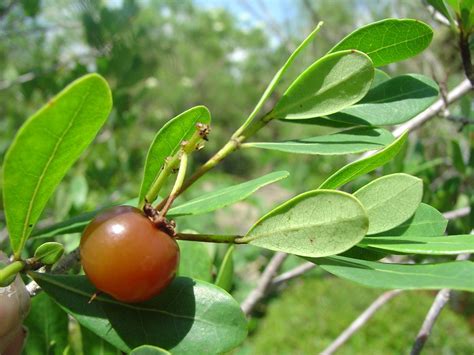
[176,233,247,244]
[0,260,25,286]
[159,151,188,218]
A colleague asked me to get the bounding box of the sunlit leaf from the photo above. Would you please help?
[319,132,408,189]
[354,173,423,234]
[330,19,433,66]
[330,74,439,125]
[139,106,211,204]
[244,128,393,155]
[168,171,288,217]
[374,203,447,237]
[240,190,368,257]
[3,74,112,258]
[272,50,374,119]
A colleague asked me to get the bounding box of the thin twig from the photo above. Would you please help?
[410,252,471,355]
[321,290,403,355]
[241,252,287,316]
[271,261,316,287]
[392,79,472,138]
[442,206,470,220]
[360,79,472,158]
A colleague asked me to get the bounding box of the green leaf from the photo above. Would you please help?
[372,69,391,88]
[374,203,447,237]
[329,19,433,67]
[451,140,467,174]
[177,240,212,282]
[168,171,289,217]
[278,115,355,129]
[81,326,121,355]
[244,128,393,155]
[427,0,456,23]
[31,273,248,354]
[24,292,69,355]
[354,173,423,235]
[139,106,211,204]
[3,74,112,258]
[239,22,323,129]
[34,242,64,265]
[313,256,474,291]
[240,190,368,257]
[319,132,408,189]
[130,345,171,355]
[31,198,137,240]
[360,235,474,255]
[272,50,374,119]
[329,74,439,126]
[215,245,234,292]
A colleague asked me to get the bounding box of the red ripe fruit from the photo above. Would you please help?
[80,206,179,303]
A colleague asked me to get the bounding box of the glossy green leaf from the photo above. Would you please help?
[244,128,393,155]
[360,235,474,255]
[240,190,368,257]
[34,242,64,265]
[241,22,323,128]
[319,132,408,189]
[272,50,374,119]
[313,256,474,291]
[329,19,433,66]
[329,74,439,126]
[374,203,447,237]
[139,106,211,204]
[168,171,289,217]
[31,273,247,354]
[177,240,213,282]
[354,173,423,235]
[3,74,112,258]
[215,245,234,292]
[130,345,171,355]
[81,326,121,355]
[24,293,69,355]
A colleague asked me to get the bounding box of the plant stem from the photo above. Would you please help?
[157,111,274,211]
[459,26,474,85]
[143,155,180,207]
[0,260,24,286]
[143,127,204,207]
[159,152,188,217]
[176,233,245,244]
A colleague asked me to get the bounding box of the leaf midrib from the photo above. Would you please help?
[276,58,371,115]
[364,32,431,56]
[249,213,364,240]
[35,274,224,327]
[21,84,92,249]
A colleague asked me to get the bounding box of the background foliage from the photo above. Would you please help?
[1,0,473,353]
